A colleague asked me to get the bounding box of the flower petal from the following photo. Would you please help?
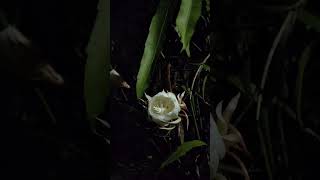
[145,93,152,101]
[168,117,182,124]
[146,90,182,127]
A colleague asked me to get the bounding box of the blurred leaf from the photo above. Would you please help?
[210,113,226,158]
[210,148,220,180]
[215,173,227,180]
[216,101,228,135]
[84,0,109,120]
[160,140,206,169]
[210,113,226,179]
[229,152,250,180]
[223,133,240,144]
[175,0,202,56]
[223,92,241,123]
[136,0,175,98]
[298,10,320,33]
[205,0,210,13]
[229,124,249,155]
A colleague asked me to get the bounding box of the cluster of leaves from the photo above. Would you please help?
[136,0,202,98]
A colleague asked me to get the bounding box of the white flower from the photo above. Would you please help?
[145,90,181,126]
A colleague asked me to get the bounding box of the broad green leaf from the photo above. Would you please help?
[136,0,175,98]
[160,140,206,169]
[298,10,320,33]
[175,0,202,57]
[84,0,109,120]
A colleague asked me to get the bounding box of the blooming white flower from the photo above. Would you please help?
[145,90,181,126]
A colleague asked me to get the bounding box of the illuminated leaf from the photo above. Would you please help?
[175,0,202,56]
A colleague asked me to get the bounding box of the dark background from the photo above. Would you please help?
[0,0,109,179]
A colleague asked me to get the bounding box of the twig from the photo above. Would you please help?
[256,11,296,134]
[167,63,172,91]
[272,97,296,120]
[192,42,202,52]
[190,95,201,139]
[228,151,250,180]
[296,43,314,128]
[219,164,249,176]
[255,12,296,180]
[96,116,111,128]
[261,108,275,175]
[190,53,211,100]
[194,92,211,106]
[34,88,57,124]
[253,0,307,13]
[277,107,290,179]
[234,98,254,126]
[257,121,273,180]
[188,54,210,140]
[304,128,320,143]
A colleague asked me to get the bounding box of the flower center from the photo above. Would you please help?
[152,97,174,114]
[153,104,167,114]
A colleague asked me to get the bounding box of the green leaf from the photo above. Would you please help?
[84,0,109,120]
[160,140,206,169]
[136,0,175,98]
[298,10,320,33]
[175,0,202,57]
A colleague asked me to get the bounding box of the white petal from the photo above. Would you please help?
[167,92,177,99]
[159,126,175,130]
[146,90,183,127]
[145,93,152,101]
[168,117,181,124]
[181,91,186,99]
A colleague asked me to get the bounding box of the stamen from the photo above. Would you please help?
[153,106,162,113]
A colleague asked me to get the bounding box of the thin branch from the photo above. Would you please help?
[190,53,211,100]
[34,88,57,124]
[253,0,307,13]
[167,63,172,91]
[255,11,296,180]
[228,151,250,180]
[256,11,296,124]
